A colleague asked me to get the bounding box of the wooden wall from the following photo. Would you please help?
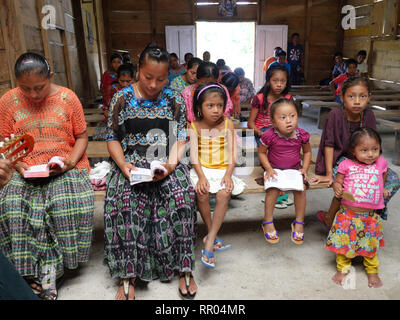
[260,0,344,84]
[102,0,193,65]
[0,0,105,103]
[343,0,400,90]
[103,0,343,84]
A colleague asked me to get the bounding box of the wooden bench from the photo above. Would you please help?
[93,164,330,202]
[84,108,104,115]
[87,141,109,158]
[302,100,400,129]
[85,114,105,126]
[377,118,400,165]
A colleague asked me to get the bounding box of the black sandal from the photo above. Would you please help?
[179,273,196,300]
[119,278,136,300]
[39,288,58,300]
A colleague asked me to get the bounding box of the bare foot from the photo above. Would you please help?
[115,279,135,300]
[203,235,222,251]
[367,273,382,288]
[332,271,347,286]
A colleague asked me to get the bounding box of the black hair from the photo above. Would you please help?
[193,81,227,120]
[184,52,193,60]
[277,50,287,57]
[341,76,370,97]
[257,65,290,114]
[110,53,123,63]
[187,57,203,70]
[291,33,300,39]
[357,50,367,57]
[15,52,51,79]
[345,58,358,69]
[221,72,239,91]
[269,97,298,121]
[234,67,245,77]
[196,61,219,80]
[117,64,135,79]
[334,52,343,58]
[216,59,226,67]
[138,43,170,68]
[348,127,382,158]
[170,53,179,59]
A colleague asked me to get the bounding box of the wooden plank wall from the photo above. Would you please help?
[260,0,344,84]
[102,0,193,65]
[0,0,105,103]
[103,0,343,84]
[343,0,400,90]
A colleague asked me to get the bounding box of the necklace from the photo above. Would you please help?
[344,108,363,134]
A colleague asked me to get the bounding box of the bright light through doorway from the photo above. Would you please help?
[196,21,255,82]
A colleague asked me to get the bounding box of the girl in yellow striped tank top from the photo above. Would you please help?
[189,82,246,269]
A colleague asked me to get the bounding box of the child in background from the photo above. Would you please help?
[258,98,311,244]
[189,82,245,269]
[101,53,123,117]
[313,76,400,226]
[326,128,388,288]
[263,47,283,72]
[234,67,255,104]
[93,64,135,141]
[182,61,233,123]
[356,50,368,78]
[170,57,202,93]
[330,58,358,104]
[248,65,292,147]
[221,72,241,118]
[168,53,186,84]
[287,33,304,85]
[268,51,291,77]
[332,52,346,78]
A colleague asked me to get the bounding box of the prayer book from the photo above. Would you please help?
[264,169,304,191]
[130,160,168,186]
[24,156,65,178]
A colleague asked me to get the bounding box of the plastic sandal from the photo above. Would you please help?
[179,273,196,300]
[214,238,232,252]
[261,220,279,244]
[201,249,215,269]
[291,220,305,245]
[275,195,288,209]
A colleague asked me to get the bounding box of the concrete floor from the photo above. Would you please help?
[58,118,400,300]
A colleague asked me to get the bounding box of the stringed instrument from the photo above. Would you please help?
[0,134,34,165]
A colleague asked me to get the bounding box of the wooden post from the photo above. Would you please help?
[304,0,312,84]
[93,0,106,76]
[394,130,400,166]
[150,0,156,42]
[61,29,73,90]
[0,0,16,87]
[71,0,92,103]
[101,0,112,66]
[36,0,54,73]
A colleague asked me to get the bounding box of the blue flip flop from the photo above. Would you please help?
[201,249,215,269]
[214,238,232,252]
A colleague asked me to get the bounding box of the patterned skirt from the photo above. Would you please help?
[333,156,400,220]
[0,169,94,283]
[326,207,384,259]
[104,162,197,281]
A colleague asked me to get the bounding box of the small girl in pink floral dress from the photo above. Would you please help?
[326,127,390,288]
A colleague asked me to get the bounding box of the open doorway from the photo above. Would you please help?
[196,21,255,82]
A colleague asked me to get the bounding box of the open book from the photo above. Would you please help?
[130,160,168,186]
[264,169,304,191]
[24,156,65,178]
